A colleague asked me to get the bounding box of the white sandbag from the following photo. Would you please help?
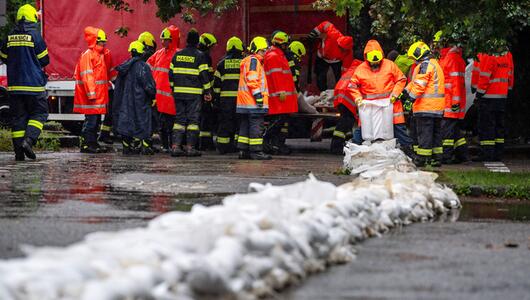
[358,98,394,141]
[297,93,318,114]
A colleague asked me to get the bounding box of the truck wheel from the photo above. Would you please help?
[0,86,10,128]
[60,121,83,135]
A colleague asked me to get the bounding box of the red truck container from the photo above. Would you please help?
[37,0,345,132]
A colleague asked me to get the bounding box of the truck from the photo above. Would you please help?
[5,0,347,136]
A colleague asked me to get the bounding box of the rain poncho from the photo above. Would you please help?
[113,56,156,140]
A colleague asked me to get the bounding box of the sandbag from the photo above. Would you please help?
[297,93,318,114]
[358,98,393,141]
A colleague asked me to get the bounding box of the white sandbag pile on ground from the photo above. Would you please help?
[0,142,460,300]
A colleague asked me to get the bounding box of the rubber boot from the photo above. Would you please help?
[250,151,272,160]
[238,150,250,160]
[122,138,134,155]
[330,137,344,155]
[21,138,36,160]
[185,145,202,157]
[141,139,155,155]
[98,130,113,144]
[14,145,25,161]
[170,144,185,157]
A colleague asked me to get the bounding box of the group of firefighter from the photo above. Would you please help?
[1,4,515,165]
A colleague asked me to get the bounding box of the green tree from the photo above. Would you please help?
[0,0,34,41]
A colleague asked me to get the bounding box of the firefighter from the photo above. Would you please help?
[263,31,298,155]
[307,21,354,91]
[147,26,180,153]
[0,4,49,161]
[98,46,118,145]
[113,41,156,155]
[347,40,411,152]
[213,36,244,154]
[402,41,445,167]
[434,31,469,164]
[73,26,110,153]
[286,40,306,92]
[330,58,362,154]
[198,32,218,150]
[138,31,157,59]
[237,36,271,160]
[474,41,513,162]
[169,29,212,157]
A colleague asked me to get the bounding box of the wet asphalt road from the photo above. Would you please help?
[0,140,529,299]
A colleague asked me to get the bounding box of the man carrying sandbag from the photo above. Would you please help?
[348,40,412,154]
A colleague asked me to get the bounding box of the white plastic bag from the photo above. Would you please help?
[358,98,394,141]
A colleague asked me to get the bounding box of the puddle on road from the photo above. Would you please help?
[458,200,530,222]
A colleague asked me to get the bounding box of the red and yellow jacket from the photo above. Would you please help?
[73,26,109,115]
[263,46,298,115]
[405,57,445,117]
[350,40,407,124]
[237,53,269,114]
[439,47,466,119]
[147,25,180,115]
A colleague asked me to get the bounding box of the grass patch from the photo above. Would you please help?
[439,170,530,200]
[0,128,61,152]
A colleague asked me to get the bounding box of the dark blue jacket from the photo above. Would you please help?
[0,21,49,95]
[113,56,156,140]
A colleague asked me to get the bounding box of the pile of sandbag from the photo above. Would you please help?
[0,142,460,300]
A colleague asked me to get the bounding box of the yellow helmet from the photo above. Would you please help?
[433,30,443,43]
[271,31,289,45]
[138,32,156,47]
[128,41,145,54]
[97,29,107,42]
[199,33,217,48]
[17,4,39,23]
[366,49,383,63]
[226,36,244,52]
[248,36,268,53]
[160,28,172,40]
[407,41,431,60]
[289,41,306,57]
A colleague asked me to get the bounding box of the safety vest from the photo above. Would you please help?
[405,57,445,117]
[333,59,362,118]
[439,47,466,119]
[147,26,180,115]
[214,51,243,100]
[236,54,269,114]
[169,46,211,98]
[477,52,512,99]
[73,26,109,115]
[263,46,298,115]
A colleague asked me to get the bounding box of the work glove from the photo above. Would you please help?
[255,98,263,108]
[451,103,460,112]
[279,92,286,102]
[403,99,413,112]
[399,91,410,102]
[307,29,319,40]
[354,97,364,107]
[390,95,398,104]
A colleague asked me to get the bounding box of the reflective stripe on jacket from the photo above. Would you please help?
[440,47,466,119]
[169,45,211,97]
[147,25,180,115]
[214,51,243,101]
[263,46,298,115]
[477,52,512,99]
[0,21,49,95]
[237,54,269,114]
[333,59,362,119]
[73,26,109,115]
[405,57,445,117]
[471,53,485,90]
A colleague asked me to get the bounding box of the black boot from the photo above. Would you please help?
[170,144,185,157]
[98,131,113,144]
[413,156,427,167]
[141,139,155,155]
[22,138,36,159]
[330,138,345,155]
[185,145,202,157]
[250,151,272,160]
[14,145,25,161]
[238,150,250,159]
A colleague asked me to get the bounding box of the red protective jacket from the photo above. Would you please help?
[103,48,117,83]
[350,40,407,124]
[73,26,109,115]
[333,59,362,117]
[471,53,486,90]
[313,21,353,69]
[263,46,298,115]
[439,47,466,119]
[147,25,180,115]
[477,52,512,99]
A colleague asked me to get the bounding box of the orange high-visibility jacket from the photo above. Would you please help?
[471,53,486,90]
[147,25,180,115]
[405,57,445,117]
[349,40,407,124]
[477,52,512,99]
[440,47,466,119]
[263,46,298,115]
[73,26,109,115]
[333,59,362,118]
[236,54,269,114]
